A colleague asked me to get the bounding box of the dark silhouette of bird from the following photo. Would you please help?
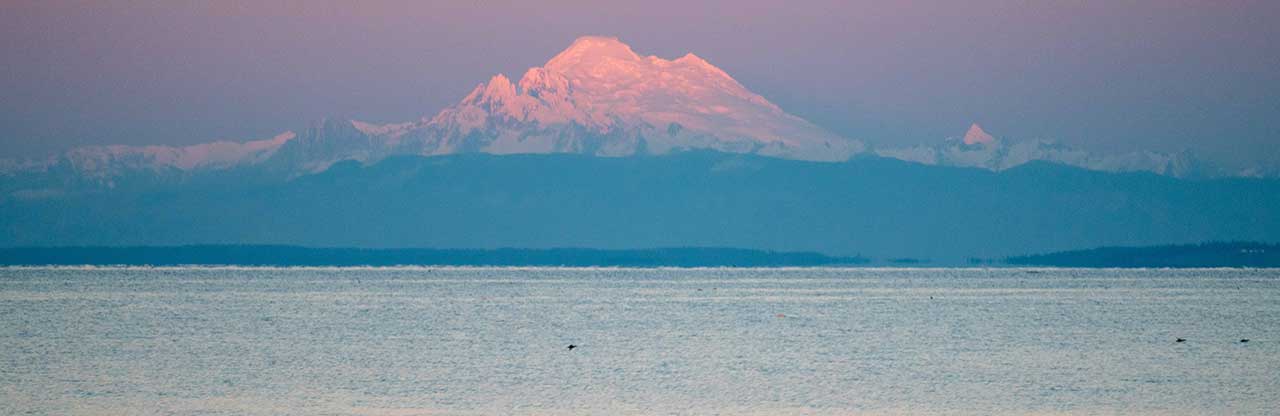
[1176,338,1186,343]
[1240,339,1249,343]
[567,344,577,350]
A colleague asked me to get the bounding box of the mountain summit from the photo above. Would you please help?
[963,123,996,146]
[414,36,863,160]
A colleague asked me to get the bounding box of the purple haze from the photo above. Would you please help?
[1,0,1278,168]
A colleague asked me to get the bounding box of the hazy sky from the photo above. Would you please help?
[2,0,1278,167]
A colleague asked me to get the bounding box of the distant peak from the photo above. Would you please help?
[963,123,996,145]
[565,35,633,52]
[674,52,733,80]
[675,52,703,62]
[461,74,517,105]
[485,74,515,94]
[674,52,712,69]
[545,35,641,70]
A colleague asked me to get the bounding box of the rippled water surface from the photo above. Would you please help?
[2,267,1278,415]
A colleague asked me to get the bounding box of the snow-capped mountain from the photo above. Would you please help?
[0,36,1259,187]
[0,132,297,189]
[962,123,996,146]
[875,123,1216,178]
[406,36,862,160]
[1,36,861,185]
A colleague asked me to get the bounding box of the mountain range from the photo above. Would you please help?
[1,36,1276,259]
[0,36,863,188]
[875,123,1216,178]
[0,36,1258,192]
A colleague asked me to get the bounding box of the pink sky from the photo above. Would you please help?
[1,0,1278,167]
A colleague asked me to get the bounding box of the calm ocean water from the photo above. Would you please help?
[1,267,1277,415]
